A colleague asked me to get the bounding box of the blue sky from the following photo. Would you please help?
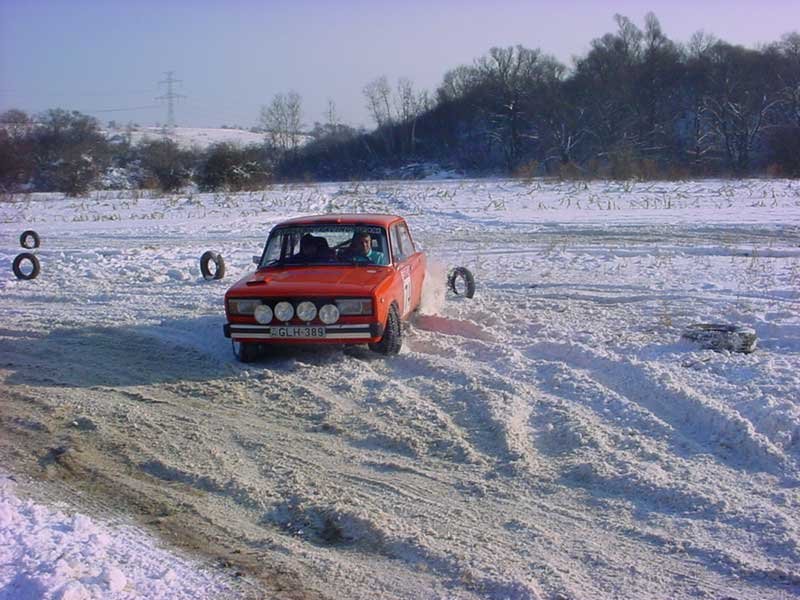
[1,0,797,129]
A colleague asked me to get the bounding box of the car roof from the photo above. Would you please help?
[275,214,404,228]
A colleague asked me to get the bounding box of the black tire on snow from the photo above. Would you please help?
[448,266,475,298]
[370,304,402,355]
[13,253,40,280]
[681,323,757,354]
[200,250,226,280]
[233,340,259,363]
[20,230,40,249]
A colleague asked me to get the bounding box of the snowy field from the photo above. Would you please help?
[1,178,799,600]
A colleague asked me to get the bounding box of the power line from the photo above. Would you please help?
[84,104,161,113]
[0,88,158,98]
[156,71,186,128]
[181,101,258,126]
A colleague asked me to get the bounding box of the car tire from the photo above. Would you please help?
[200,251,225,280]
[370,303,402,355]
[13,253,40,280]
[681,323,757,354]
[233,340,259,363]
[448,266,475,298]
[20,230,40,249]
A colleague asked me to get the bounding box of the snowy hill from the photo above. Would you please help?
[106,126,267,149]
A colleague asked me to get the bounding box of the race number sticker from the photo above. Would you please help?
[402,268,412,316]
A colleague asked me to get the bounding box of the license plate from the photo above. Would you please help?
[269,326,326,338]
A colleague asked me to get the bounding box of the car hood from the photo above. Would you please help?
[228,266,392,297]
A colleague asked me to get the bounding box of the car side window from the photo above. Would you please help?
[398,223,415,256]
[391,224,406,263]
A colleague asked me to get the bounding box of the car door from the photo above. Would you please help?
[390,223,413,317]
[396,221,425,313]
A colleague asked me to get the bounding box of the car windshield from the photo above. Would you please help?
[260,224,390,267]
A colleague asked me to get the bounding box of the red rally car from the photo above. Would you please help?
[223,214,426,362]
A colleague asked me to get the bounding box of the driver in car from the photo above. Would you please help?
[341,231,386,264]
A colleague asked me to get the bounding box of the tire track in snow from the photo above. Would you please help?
[524,340,796,478]
[387,334,547,474]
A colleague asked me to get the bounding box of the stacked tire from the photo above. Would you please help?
[13,230,40,280]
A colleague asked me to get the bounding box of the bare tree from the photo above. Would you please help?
[476,45,556,170]
[325,98,339,129]
[687,30,717,59]
[539,75,592,167]
[0,109,32,138]
[701,43,782,172]
[260,91,303,155]
[395,78,433,154]
[363,76,394,128]
[363,76,397,154]
[572,16,647,159]
[437,65,481,103]
[775,32,800,127]
[395,78,417,123]
[635,13,682,155]
[681,31,719,167]
[307,99,358,146]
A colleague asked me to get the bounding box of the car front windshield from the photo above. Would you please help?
[260,224,390,267]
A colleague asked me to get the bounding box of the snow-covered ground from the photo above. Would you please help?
[1,178,799,599]
[107,126,267,149]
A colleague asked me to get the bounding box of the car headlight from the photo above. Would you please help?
[319,303,340,324]
[228,298,261,315]
[296,301,317,322]
[254,304,273,324]
[336,298,373,316]
[274,301,294,322]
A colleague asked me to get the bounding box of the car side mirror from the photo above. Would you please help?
[252,255,261,265]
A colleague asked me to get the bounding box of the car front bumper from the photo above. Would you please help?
[223,322,384,342]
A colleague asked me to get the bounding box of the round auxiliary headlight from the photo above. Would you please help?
[296,301,317,322]
[319,303,340,325]
[254,304,273,324]
[274,301,294,322]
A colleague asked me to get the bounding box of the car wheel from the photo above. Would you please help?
[13,253,40,280]
[448,266,475,298]
[20,230,40,249]
[233,340,259,363]
[200,250,226,280]
[370,303,402,355]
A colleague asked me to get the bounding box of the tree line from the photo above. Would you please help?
[1,13,798,196]
[0,108,284,196]
[0,101,362,195]
[284,14,800,180]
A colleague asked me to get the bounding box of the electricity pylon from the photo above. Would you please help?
[156,71,186,128]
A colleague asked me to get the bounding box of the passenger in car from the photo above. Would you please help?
[314,236,335,260]
[287,233,320,263]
